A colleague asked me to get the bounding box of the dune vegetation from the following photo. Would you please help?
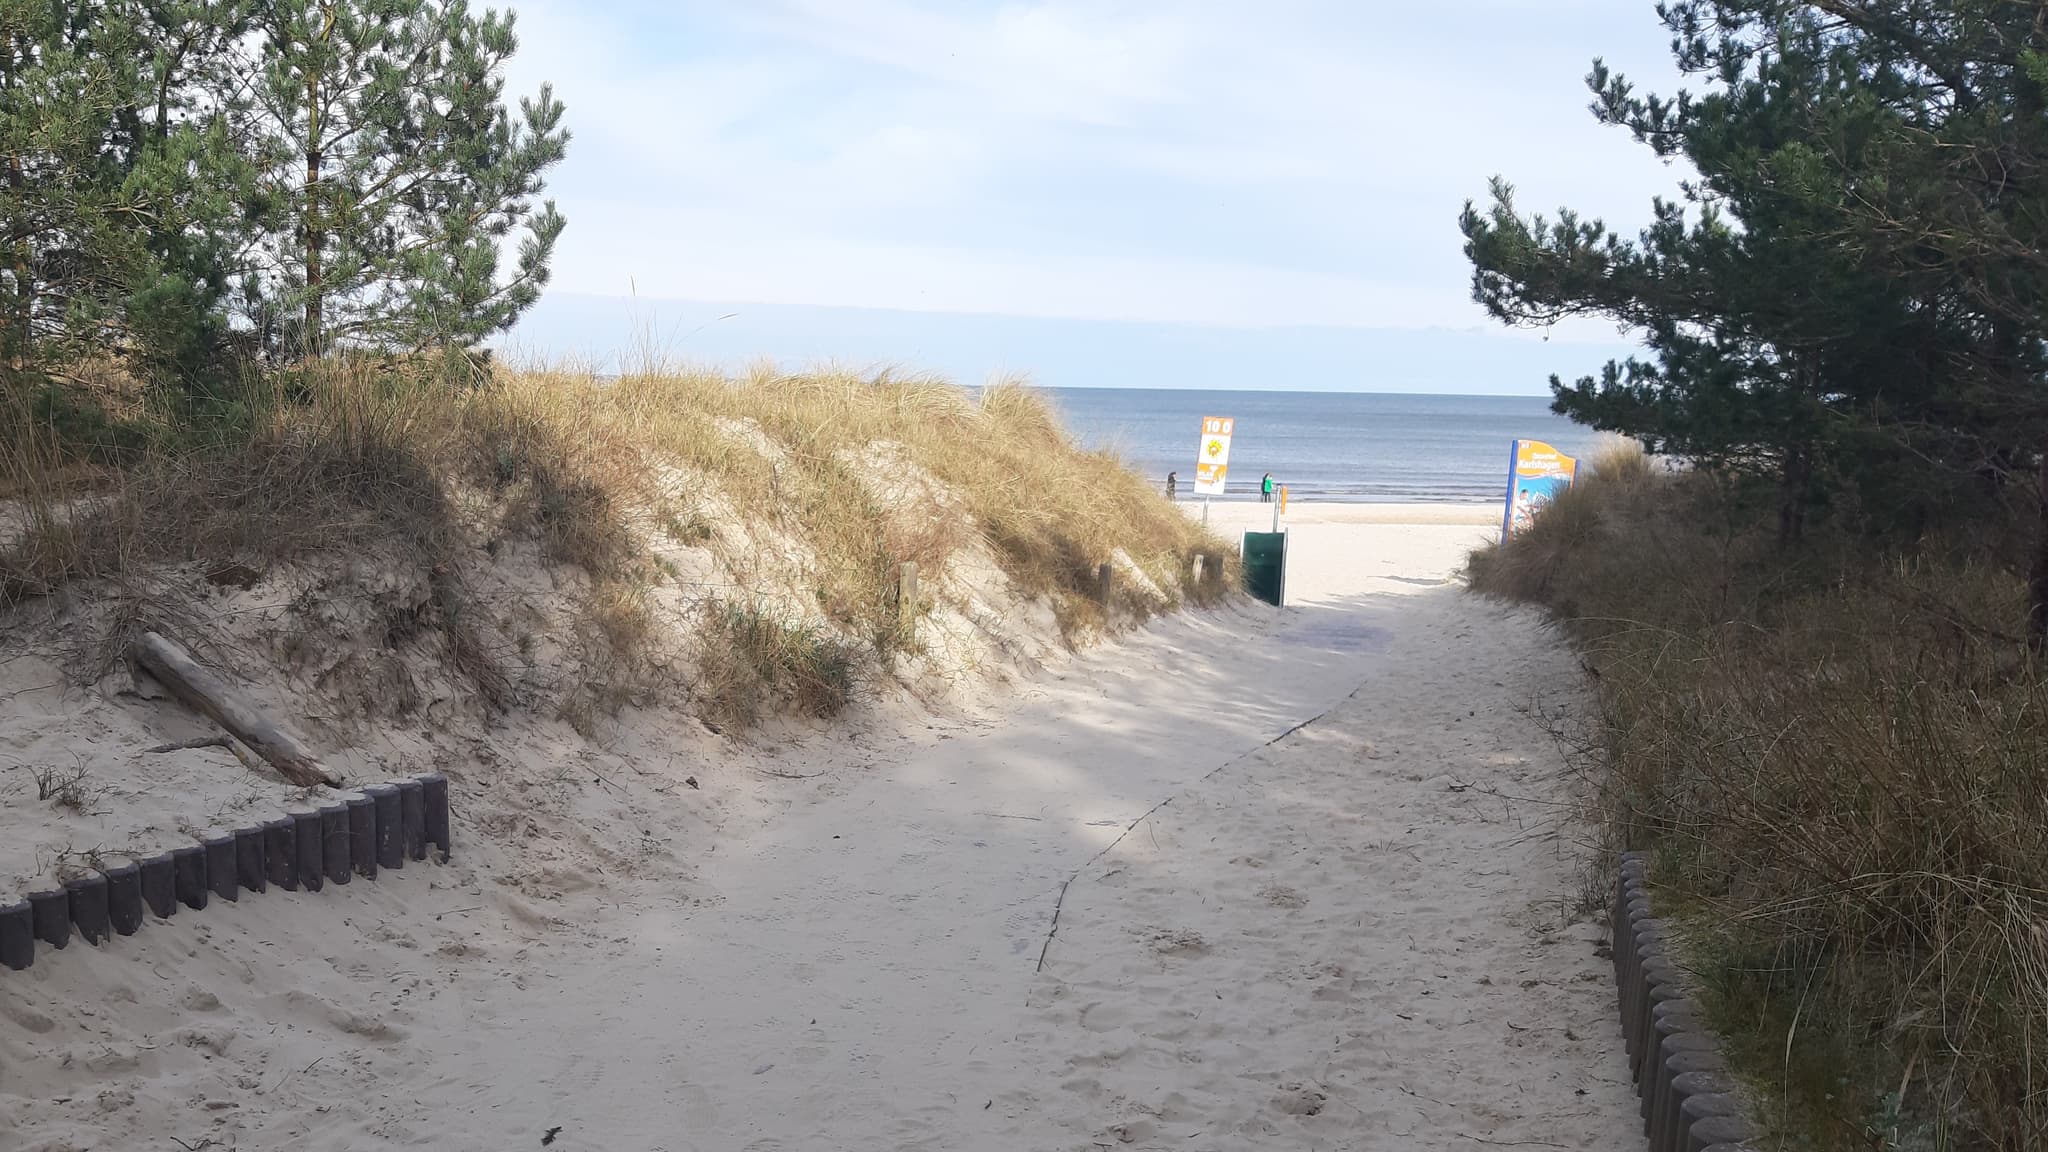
[1457,2,2048,1145]
[1471,443,2048,1148]
[0,1,1232,737]
[2,360,1233,731]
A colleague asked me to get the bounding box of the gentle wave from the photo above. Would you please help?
[1170,487,1505,505]
[1053,387,1594,505]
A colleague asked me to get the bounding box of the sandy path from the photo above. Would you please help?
[420,601,1393,1152]
[3,505,1632,1151]
[988,519,1637,1148]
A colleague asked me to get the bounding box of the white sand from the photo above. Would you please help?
[1,501,1633,1151]
[1190,499,1504,527]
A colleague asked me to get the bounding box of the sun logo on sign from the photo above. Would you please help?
[1205,439,1224,458]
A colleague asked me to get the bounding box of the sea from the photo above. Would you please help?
[1045,388,1597,504]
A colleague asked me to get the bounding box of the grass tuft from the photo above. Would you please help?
[694,600,859,730]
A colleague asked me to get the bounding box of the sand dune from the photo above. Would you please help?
[2,503,1631,1151]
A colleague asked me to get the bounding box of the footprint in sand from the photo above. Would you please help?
[2,1002,55,1033]
[1108,1118,1158,1143]
[1259,885,1309,909]
[1077,1001,1132,1033]
[1139,927,1207,956]
[1271,1083,1328,1116]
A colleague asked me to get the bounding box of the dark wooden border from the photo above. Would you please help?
[1613,851,1758,1152]
[0,773,450,973]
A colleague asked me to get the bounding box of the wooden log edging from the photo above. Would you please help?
[1614,851,1760,1152]
[0,773,450,975]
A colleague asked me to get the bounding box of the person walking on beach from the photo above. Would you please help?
[1260,473,1275,503]
[1166,471,1178,500]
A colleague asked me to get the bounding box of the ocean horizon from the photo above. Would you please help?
[1045,387,1597,504]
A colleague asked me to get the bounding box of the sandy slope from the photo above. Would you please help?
[1,503,1632,1151]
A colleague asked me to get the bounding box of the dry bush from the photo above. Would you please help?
[1471,447,2048,1149]
[3,358,1226,730]
[0,365,512,697]
[554,578,660,734]
[692,600,859,730]
[3,366,458,593]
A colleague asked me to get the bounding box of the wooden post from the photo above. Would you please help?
[1095,562,1114,606]
[1192,553,1205,586]
[0,901,30,970]
[420,774,451,861]
[898,561,918,627]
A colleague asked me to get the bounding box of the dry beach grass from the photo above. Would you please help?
[2,361,1232,729]
[1469,442,2048,1149]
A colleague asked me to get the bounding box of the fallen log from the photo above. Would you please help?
[131,631,341,788]
[143,733,270,775]
[144,736,232,754]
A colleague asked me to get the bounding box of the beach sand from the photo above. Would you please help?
[1,501,1633,1151]
[1192,498,1504,527]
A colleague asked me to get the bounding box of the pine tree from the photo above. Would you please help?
[1,1,153,368]
[1731,0,2048,640]
[1460,3,2012,547]
[114,1,261,384]
[2,1,254,383]
[238,0,568,356]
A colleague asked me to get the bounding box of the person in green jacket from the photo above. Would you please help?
[1260,473,1275,502]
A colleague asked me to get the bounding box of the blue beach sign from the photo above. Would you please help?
[1502,439,1578,539]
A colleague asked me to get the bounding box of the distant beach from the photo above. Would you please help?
[1048,388,1595,503]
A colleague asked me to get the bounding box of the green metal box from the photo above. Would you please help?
[1241,531,1287,607]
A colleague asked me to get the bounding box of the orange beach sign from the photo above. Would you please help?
[1193,416,1234,496]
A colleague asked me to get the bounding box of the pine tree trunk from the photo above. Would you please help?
[1777,356,1819,550]
[304,143,322,354]
[3,45,23,369]
[301,29,325,357]
[1777,440,1810,549]
[302,57,323,358]
[1987,319,2045,648]
[2007,47,2046,651]
[6,152,28,369]
[2030,443,2048,651]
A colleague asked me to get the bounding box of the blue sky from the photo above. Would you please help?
[500,1,1694,393]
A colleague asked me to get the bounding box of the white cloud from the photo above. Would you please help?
[549,201,1476,328]
[757,0,1194,127]
[503,0,1691,336]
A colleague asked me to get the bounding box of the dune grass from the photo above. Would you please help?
[495,362,1232,630]
[1,359,1232,728]
[693,600,861,731]
[1469,442,2048,1149]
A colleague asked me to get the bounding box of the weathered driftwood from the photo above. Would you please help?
[144,734,270,775]
[144,735,232,754]
[131,632,340,788]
